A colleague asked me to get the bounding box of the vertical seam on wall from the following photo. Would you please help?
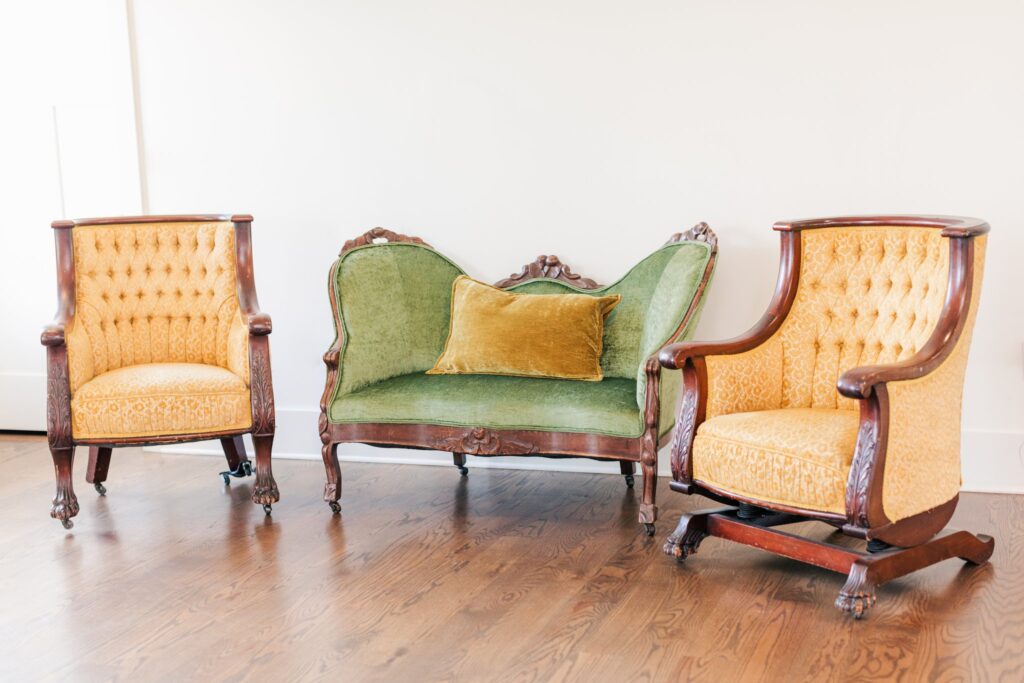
[125,0,150,213]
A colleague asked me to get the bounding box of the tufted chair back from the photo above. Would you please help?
[776,226,952,411]
[66,221,249,393]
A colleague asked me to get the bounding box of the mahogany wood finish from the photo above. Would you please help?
[2,434,1021,679]
[319,225,718,534]
[41,214,279,529]
[658,215,992,616]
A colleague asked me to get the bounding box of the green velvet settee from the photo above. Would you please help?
[318,224,717,534]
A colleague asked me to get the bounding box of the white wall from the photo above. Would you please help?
[0,1,142,429]
[12,1,1024,490]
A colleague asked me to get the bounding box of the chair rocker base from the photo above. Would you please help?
[663,506,994,619]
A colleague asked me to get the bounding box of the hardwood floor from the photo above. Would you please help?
[1,434,1021,682]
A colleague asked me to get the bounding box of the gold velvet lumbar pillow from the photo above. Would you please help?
[428,276,621,381]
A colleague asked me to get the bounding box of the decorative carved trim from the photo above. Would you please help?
[494,255,601,290]
[341,227,430,254]
[433,428,539,456]
[639,357,662,525]
[847,417,878,528]
[667,222,718,251]
[46,346,73,449]
[249,336,276,436]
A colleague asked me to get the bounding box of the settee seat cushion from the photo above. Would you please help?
[692,408,859,515]
[329,373,643,437]
[71,362,252,440]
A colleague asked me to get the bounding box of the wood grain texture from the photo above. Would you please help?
[1,433,1020,681]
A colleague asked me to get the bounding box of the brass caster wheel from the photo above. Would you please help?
[328,501,341,514]
[458,466,469,476]
[242,461,253,476]
[643,523,656,537]
[94,482,107,496]
[624,474,635,488]
[61,518,74,530]
[263,504,273,516]
[221,473,231,486]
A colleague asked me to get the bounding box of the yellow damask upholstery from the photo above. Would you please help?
[71,363,252,440]
[66,221,253,439]
[694,227,985,521]
[68,221,249,394]
[694,408,859,514]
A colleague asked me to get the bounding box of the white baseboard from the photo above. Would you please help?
[0,371,45,431]
[147,406,1024,493]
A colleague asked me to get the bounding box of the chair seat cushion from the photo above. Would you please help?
[329,373,643,437]
[692,408,860,514]
[71,362,251,440]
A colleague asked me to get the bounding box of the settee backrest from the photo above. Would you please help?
[332,241,463,395]
[329,234,715,402]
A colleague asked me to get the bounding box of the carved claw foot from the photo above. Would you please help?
[624,474,635,488]
[94,482,107,496]
[837,563,876,619]
[835,590,876,619]
[252,480,280,507]
[50,495,80,530]
[663,520,708,562]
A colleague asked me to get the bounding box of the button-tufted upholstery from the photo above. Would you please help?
[693,226,986,520]
[65,221,252,439]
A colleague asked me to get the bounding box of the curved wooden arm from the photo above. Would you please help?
[659,231,800,370]
[232,216,272,336]
[837,235,976,399]
[41,221,76,347]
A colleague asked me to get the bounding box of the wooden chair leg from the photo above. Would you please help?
[639,458,658,536]
[85,446,112,496]
[663,507,735,560]
[49,446,79,529]
[619,460,635,488]
[322,441,341,514]
[219,436,253,484]
[453,453,469,476]
[835,529,995,619]
[251,434,279,515]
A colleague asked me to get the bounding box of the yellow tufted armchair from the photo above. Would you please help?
[659,215,993,618]
[42,215,279,529]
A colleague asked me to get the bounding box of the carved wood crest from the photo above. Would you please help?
[341,227,430,254]
[494,255,601,290]
[667,222,718,250]
[433,428,539,455]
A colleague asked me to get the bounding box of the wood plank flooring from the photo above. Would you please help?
[0,433,1021,682]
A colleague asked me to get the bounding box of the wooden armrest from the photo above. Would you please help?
[246,311,272,336]
[41,321,66,347]
[659,335,764,369]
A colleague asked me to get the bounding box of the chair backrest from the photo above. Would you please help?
[774,222,985,410]
[62,217,247,391]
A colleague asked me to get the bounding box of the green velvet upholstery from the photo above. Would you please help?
[327,239,714,437]
[331,373,642,436]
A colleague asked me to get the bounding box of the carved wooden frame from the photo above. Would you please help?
[658,215,993,617]
[318,223,719,532]
[42,214,279,528]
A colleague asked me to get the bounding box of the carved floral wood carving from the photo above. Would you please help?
[249,337,276,436]
[494,255,601,290]
[46,347,73,449]
[667,221,718,250]
[433,428,539,456]
[846,414,880,528]
[341,227,430,254]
